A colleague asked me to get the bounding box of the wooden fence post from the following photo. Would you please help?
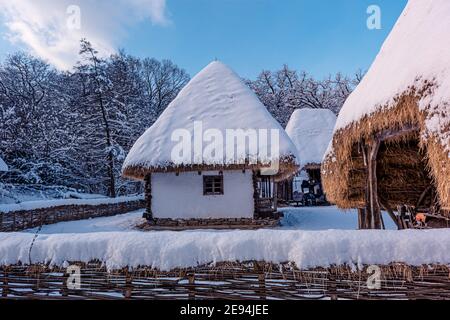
[61,269,69,297]
[124,270,133,299]
[144,174,153,220]
[328,269,338,300]
[258,273,267,300]
[188,273,196,300]
[254,263,267,300]
[2,267,9,297]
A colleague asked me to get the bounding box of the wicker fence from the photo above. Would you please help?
[1,261,449,300]
[0,199,145,232]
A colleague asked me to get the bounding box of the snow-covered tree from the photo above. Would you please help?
[247,66,362,127]
[0,52,70,185]
[0,41,189,197]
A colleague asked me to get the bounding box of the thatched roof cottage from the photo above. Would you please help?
[322,0,450,229]
[280,108,336,203]
[123,61,299,225]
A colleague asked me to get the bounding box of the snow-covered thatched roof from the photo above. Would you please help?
[0,156,8,172]
[123,61,299,180]
[323,0,450,210]
[285,108,336,168]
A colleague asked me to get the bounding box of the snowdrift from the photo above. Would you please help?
[1,228,450,271]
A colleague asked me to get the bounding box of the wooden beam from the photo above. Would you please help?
[375,124,419,142]
[144,174,153,221]
[379,197,402,230]
[252,170,260,219]
[416,185,432,208]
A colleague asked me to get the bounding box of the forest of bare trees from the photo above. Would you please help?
[0,40,361,198]
[0,40,189,198]
[246,65,362,127]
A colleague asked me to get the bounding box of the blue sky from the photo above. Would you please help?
[0,0,407,79]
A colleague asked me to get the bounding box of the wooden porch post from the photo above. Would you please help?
[252,170,260,219]
[272,178,278,212]
[144,174,153,220]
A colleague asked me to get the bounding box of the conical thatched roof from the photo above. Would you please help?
[0,156,8,172]
[322,0,450,210]
[285,108,336,169]
[123,61,299,180]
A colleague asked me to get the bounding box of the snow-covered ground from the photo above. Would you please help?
[25,209,145,234]
[24,206,395,234]
[280,206,397,230]
[1,206,449,271]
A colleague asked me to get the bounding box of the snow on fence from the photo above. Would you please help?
[1,262,449,300]
[0,196,145,232]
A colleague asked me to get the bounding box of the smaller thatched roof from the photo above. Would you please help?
[285,108,336,169]
[0,156,8,172]
[123,61,299,181]
[322,0,450,210]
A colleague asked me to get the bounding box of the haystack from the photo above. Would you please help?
[322,0,450,228]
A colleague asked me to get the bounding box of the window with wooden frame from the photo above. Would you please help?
[203,175,224,195]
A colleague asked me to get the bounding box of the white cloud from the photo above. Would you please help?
[0,0,169,70]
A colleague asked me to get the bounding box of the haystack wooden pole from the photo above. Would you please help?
[361,143,372,229]
[367,138,382,229]
[363,125,418,229]
[416,185,432,208]
[379,197,402,230]
[357,208,366,229]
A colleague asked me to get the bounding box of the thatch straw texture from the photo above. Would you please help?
[322,90,449,211]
